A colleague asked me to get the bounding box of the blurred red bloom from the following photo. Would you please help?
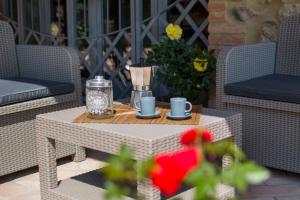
[202,130,214,143]
[180,128,198,145]
[150,147,201,196]
[180,128,214,145]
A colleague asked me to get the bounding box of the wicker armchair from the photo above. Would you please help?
[216,16,300,173]
[0,21,85,176]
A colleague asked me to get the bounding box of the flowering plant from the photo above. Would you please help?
[147,24,216,104]
[103,128,270,200]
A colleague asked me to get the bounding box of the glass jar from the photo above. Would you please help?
[86,76,113,116]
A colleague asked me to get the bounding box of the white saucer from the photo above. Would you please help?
[166,112,192,120]
[136,111,161,119]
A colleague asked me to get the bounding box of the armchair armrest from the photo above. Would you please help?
[216,42,276,108]
[16,45,82,101]
[219,42,276,84]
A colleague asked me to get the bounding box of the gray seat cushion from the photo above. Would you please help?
[0,77,74,106]
[224,74,300,104]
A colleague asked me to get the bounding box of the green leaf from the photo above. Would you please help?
[220,163,248,192]
[137,158,154,181]
[220,161,270,193]
[205,140,245,161]
[242,162,270,184]
[102,145,137,183]
[104,181,130,200]
[185,162,218,199]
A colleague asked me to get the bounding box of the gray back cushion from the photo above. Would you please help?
[224,74,300,104]
[0,21,19,78]
[276,16,300,76]
[0,78,74,106]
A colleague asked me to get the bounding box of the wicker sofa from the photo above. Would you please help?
[216,16,300,173]
[0,21,85,176]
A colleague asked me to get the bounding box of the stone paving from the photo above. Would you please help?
[1,150,300,200]
[244,169,300,200]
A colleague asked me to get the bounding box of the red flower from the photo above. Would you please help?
[180,128,198,145]
[202,130,214,143]
[180,128,214,145]
[150,155,181,195]
[150,147,201,196]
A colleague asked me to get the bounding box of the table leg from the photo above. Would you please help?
[222,155,232,169]
[37,135,58,200]
[137,178,161,200]
[233,114,243,149]
[73,146,86,162]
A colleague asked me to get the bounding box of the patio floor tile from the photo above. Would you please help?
[264,171,300,186]
[9,191,41,200]
[276,197,300,200]
[56,161,80,171]
[78,157,106,171]
[57,169,88,181]
[0,182,33,198]
[12,172,40,189]
[244,185,300,198]
[244,198,274,200]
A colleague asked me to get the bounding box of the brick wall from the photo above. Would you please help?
[208,1,246,52]
[208,0,300,51]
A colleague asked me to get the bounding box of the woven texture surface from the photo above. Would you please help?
[216,42,276,109]
[0,21,19,78]
[73,104,201,125]
[0,102,83,176]
[16,44,82,102]
[37,106,242,200]
[276,15,300,76]
[216,16,300,173]
[224,43,276,84]
[0,20,84,176]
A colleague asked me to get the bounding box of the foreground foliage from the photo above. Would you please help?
[103,127,270,200]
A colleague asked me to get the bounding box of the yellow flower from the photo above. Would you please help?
[165,24,183,40]
[51,23,60,36]
[194,58,208,72]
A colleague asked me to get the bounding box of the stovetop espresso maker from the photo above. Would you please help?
[128,59,153,108]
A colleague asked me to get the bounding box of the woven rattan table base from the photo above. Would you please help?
[37,106,242,200]
[73,104,201,125]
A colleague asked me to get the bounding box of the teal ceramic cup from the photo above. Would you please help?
[134,97,156,115]
[170,97,192,116]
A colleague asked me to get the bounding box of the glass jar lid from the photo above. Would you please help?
[86,76,112,88]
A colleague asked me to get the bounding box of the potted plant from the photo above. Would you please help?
[147,24,216,105]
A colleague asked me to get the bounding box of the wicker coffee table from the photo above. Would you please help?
[36,106,242,200]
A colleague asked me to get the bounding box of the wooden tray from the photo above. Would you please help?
[73,104,201,125]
